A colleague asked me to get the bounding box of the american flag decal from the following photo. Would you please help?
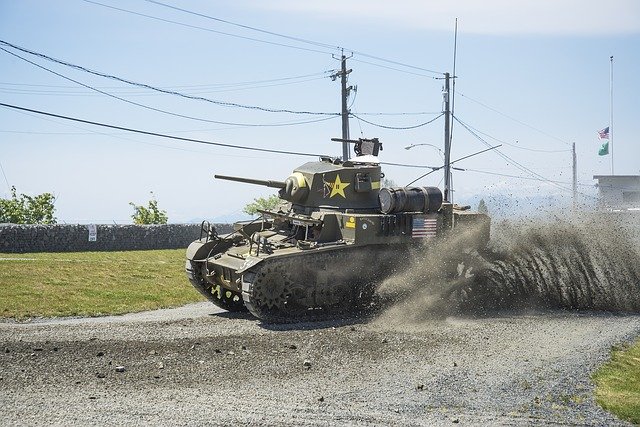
[412,217,437,238]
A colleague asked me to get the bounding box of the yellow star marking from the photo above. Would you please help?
[329,174,350,198]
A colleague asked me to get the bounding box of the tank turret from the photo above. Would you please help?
[215,155,384,212]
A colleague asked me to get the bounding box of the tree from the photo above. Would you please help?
[243,194,281,216]
[129,193,168,224]
[477,199,489,215]
[0,186,57,224]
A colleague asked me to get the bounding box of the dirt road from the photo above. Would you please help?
[1,302,638,426]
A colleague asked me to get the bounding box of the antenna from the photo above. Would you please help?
[451,18,458,141]
[449,18,459,202]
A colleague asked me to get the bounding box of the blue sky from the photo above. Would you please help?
[1,0,639,223]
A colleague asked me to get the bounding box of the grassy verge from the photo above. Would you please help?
[593,340,640,424]
[0,250,203,319]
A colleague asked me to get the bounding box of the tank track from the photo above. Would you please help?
[241,246,400,323]
[186,260,247,312]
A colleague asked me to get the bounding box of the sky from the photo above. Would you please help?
[0,0,639,223]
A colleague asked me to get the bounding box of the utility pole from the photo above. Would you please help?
[332,51,353,160]
[443,72,452,202]
[572,142,577,210]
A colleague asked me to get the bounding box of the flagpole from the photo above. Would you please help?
[610,55,614,175]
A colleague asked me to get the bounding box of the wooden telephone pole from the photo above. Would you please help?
[332,51,353,160]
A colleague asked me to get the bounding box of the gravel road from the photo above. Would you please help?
[1,302,638,426]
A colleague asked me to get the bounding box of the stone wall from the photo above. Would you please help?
[0,223,233,253]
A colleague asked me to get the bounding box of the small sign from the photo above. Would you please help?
[87,224,97,242]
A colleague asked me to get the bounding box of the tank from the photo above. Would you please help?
[185,138,490,322]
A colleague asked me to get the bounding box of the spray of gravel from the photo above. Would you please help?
[374,213,640,326]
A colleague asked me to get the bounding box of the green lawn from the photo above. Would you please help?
[0,249,203,318]
[593,340,640,424]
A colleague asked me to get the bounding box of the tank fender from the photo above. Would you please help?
[237,255,264,274]
[186,239,233,262]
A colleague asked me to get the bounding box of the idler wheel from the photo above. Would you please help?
[210,283,246,312]
[186,260,246,312]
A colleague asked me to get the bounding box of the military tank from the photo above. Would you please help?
[186,138,490,322]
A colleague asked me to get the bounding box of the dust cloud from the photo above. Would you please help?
[375,213,640,324]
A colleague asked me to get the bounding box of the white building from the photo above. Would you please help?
[593,175,640,209]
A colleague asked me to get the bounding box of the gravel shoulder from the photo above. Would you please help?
[1,303,639,426]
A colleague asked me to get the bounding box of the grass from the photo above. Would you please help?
[0,249,203,318]
[593,340,640,424]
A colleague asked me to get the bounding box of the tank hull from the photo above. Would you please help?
[186,208,489,322]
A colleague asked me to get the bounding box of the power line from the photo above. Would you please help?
[10,107,276,161]
[0,160,10,191]
[463,168,573,185]
[0,39,339,116]
[458,92,571,146]
[459,120,571,153]
[143,0,442,75]
[349,57,438,78]
[0,71,334,90]
[0,75,332,96]
[454,115,575,194]
[454,116,593,197]
[143,0,340,51]
[356,111,442,116]
[0,70,335,90]
[0,46,337,128]
[462,168,599,201]
[81,0,335,56]
[0,102,328,158]
[0,102,482,172]
[85,0,443,76]
[351,113,444,130]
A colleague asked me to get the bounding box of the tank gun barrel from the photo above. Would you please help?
[214,174,286,189]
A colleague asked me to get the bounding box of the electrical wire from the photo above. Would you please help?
[81,0,335,56]
[1,47,337,128]
[0,71,333,91]
[0,160,11,191]
[381,161,440,170]
[462,168,575,185]
[459,120,571,153]
[351,113,444,130]
[142,0,443,76]
[405,145,500,186]
[0,102,489,172]
[454,115,575,194]
[82,0,442,77]
[356,111,442,116]
[349,57,438,79]
[143,0,339,50]
[10,107,275,160]
[458,92,571,146]
[0,102,328,158]
[0,75,332,96]
[0,40,339,116]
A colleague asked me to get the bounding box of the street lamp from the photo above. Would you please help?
[404,143,444,159]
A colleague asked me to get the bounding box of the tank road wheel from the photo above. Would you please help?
[186,260,246,312]
[242,263,308,323]
[210,284,246,312]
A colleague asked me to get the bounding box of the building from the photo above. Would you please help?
[593,175,640,209]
